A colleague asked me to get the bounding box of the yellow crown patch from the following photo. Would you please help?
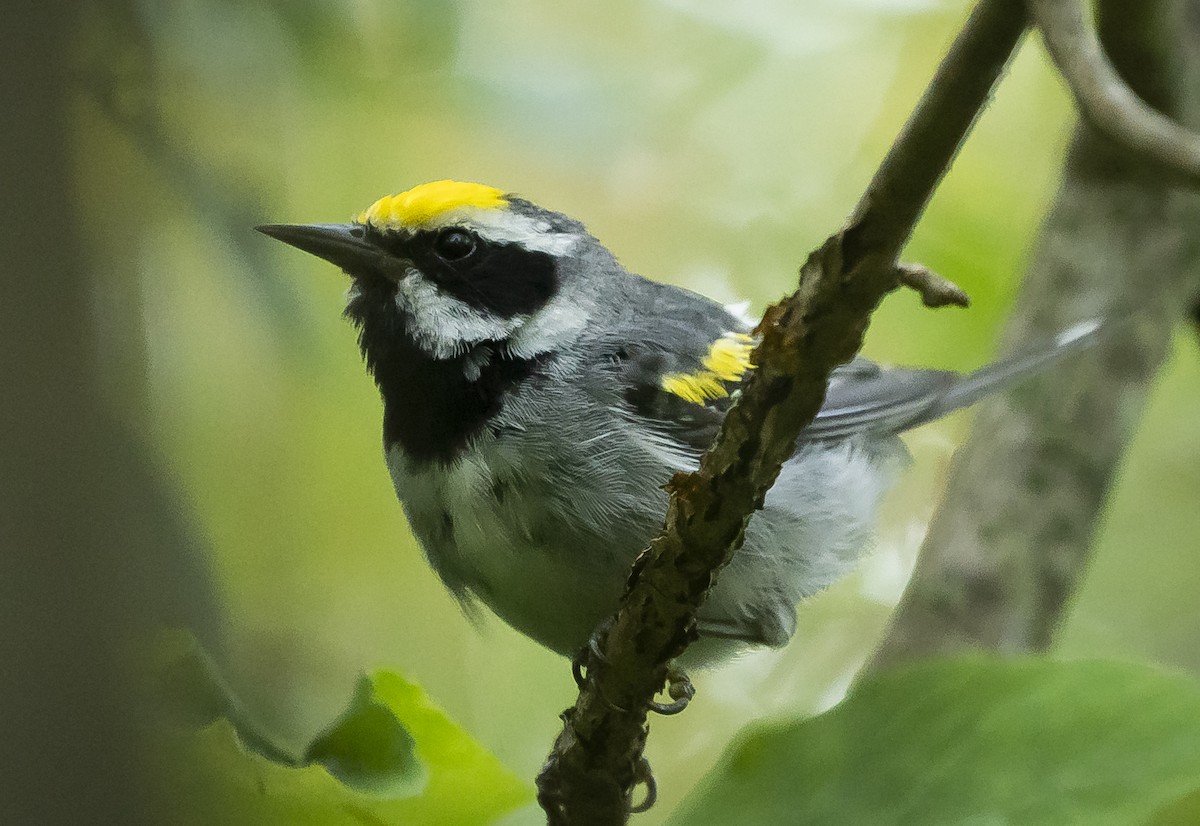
[661,333,756,404]
[357,180,508,230]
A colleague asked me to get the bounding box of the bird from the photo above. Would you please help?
[258,179,1099,666]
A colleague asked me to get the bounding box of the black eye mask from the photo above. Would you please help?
[368,226,559,319]
[411,229,559,319]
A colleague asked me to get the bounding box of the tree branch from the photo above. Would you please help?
[1029,0,1200,185]
[868,0,1200,673]
[536,1,1028,822]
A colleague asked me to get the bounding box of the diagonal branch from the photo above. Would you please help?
[1029,0,1200,185]
[536,1,1028,822]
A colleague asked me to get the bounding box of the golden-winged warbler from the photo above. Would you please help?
[259,180,1098,664]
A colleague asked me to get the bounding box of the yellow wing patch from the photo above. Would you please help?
[661,333,755,404]
[357,180,508,231]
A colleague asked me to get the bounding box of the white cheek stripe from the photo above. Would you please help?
[387,276,589,361]
[393,268,526,359]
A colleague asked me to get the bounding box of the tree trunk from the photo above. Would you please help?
[868,0,1200,673]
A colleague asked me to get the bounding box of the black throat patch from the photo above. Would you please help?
[345,277,548,465]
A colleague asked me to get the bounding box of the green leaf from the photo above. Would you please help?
[304,676,424,796]
[154,632,532,825]
[669,657,1200,826]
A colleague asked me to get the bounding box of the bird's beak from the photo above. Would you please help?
[256,223,386,275]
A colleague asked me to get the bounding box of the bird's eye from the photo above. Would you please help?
[434,229,476,261]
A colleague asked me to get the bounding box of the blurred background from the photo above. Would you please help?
[65,0,1199,819]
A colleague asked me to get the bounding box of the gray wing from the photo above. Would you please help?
[599,278,1102,447]
[602,281,751,454]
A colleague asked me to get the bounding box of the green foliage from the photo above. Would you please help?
[670,656,1200,825]
[154,633,533,825]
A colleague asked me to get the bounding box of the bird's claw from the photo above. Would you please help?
[571,618,614,688]
[629,756,657,814]
[647,666,695,716]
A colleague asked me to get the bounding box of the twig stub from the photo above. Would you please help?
[896,263,972,308]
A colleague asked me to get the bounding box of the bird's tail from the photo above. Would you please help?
[922,317,1104,424]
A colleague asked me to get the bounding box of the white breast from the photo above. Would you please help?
[385,435,628,656]
[383,407,903,661]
